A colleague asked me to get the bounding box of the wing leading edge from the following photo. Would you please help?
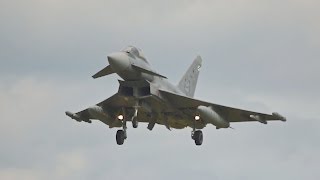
[66,93,137,127]
[159,90,286,124]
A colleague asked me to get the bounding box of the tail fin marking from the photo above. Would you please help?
[178,56,202,97]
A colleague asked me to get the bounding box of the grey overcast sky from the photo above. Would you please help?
[1,0,319,179]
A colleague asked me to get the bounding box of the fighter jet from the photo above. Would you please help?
[66,46,286,146]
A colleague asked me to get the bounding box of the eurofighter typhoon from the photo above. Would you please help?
[66,46,286,146]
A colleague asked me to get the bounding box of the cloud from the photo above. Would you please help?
[54,150,88,179]
[0,168,44,180]
[1,0,320,179]
[0,78,56,138]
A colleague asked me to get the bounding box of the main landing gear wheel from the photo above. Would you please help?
[193,130,203,146]
[116,130,126,145]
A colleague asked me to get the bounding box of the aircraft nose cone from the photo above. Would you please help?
[107,52,130,72]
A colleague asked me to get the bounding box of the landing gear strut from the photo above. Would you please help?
[132,107,138,128]
[131,101,140,128]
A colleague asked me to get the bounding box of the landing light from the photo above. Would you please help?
[195,115,200,121]
[118,115,124,120]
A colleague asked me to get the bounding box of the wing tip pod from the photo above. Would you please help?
[65,111,82,122]
[65,111,73,117]
[65,111,92,123]
[66,111,77,119]
[272,112,287,122]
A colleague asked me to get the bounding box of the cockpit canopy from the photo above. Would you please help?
[121,46,148,62]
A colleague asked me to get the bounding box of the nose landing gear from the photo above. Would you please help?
[132,106,138,128]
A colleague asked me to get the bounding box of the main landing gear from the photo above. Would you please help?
[115,112,205,146]
[191,115,203,146]
[116,102,140,145]
[115,107,139,145]
[191,130,203,146]
[116,129,126,145]
[116,114,127,145]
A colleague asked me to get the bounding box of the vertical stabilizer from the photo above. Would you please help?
[178,56,202,97]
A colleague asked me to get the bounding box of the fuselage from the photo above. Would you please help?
[107,46,185,96]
